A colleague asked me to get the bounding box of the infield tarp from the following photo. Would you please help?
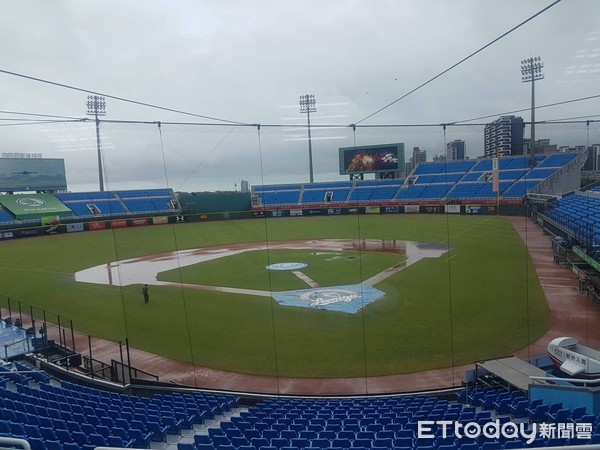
[0,194,73,219]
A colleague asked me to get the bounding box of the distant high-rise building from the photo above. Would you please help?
[240,179,250,193]
[405,147,427,176]
[412,147,427,165]
[524,138,558,154]
[446,140,466,160]
[433,154,446,162]
[484,115,525,157]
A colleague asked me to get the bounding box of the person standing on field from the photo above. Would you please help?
[142,284,149,304]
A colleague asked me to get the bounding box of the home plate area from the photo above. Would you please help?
[272,284,385,314]
[266,261,385,313]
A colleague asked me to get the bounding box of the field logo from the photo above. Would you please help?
[273,284,384,313]
[300,289,359,306]
[17,198,45,207]
[266,262,308,271]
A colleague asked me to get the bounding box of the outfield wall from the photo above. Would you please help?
[0,203,528,242]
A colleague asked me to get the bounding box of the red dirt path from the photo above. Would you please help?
[76,216,600,396]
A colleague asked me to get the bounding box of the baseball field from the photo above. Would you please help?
[0,213,549,378]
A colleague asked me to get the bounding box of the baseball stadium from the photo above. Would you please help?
[0,115,599,450]
[2,2,600,450]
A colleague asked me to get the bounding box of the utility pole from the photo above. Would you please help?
[86,95,106,191]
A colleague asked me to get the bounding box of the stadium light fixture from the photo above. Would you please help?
[299,94,317,183]
[521,56,544,163]
[86,95,107,192]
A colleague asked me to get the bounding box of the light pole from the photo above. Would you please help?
[521,56,544,163]
[86,95,106,191]
[299,94,317,183]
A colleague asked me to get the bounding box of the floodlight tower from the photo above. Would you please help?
[521,56,544,163]
[299,94,317,183]
[86,95,107,191]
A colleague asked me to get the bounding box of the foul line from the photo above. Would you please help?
[442,216,496,244]
[292,271,321,288]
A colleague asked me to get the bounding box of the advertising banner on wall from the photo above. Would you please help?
[465,205,482,214]
[152,216,168,225]
[89,221,106,231]
[405,205,420,213]
[66,223,84,233]
[445,205,461,214]
[0,231,14,240]
[131,219,148,227]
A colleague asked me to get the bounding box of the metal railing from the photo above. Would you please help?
[530,375,600,388]
[0,296,158,385]
[0,437,31,450]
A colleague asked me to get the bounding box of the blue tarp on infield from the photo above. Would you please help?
[272,284,385,314]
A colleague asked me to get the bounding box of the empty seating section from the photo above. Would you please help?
[414,173,463,184]
[501,180,543,197]
[348,181,402,202]
[304,190,350,203]
[1,363,599,450]
[499,169,527,181]
[254,184,303,205]
[536,152,578,168]
[187,387,600,450]
[419,184,452,199]
[527,167,559,179]
[56,192,123,217]
[397,185,427,199]
[253,153,579,207]
[349,188,377,201]
[0,360,238,450]
[117,189,176,213]
[259,191,300,205]
[545,192,600,246]
[300,183,352,204]
[0,209,15,223]
[254,181,405,206]
[413,160,475,175]
[56,189,176,217]
[460,172,484,182]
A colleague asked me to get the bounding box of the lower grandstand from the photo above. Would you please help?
[0,351,599,450]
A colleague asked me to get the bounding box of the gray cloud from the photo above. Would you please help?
[0,0,598,192]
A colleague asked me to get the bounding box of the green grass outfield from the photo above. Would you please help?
[0,214,549,378]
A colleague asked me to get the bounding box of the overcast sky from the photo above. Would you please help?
[0,0,599,192]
